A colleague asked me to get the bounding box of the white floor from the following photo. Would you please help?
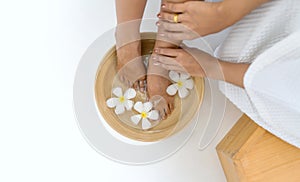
[0,0,242,181]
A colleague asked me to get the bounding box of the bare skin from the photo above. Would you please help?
[115,0,269,119]
[115,0,147,91]
[116,40,147,91]
[153,46,250,88]
[147,0,192,120]
[158,0,270,38]
[149,0,269,119]
[152,0,270,89]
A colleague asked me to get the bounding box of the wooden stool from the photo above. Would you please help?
[216,115,300,182]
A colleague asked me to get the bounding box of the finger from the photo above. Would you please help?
[153,54,178,66]
[157,20,188,32]
[159,11,185,23]
[164,106,171,115]
[154,48,179,57]
[169,103,174,112]
[161,64,185,73]
[162,2,186,13]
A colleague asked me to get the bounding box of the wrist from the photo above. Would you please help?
[204,58,224,80]
[193,50,223,79]
[218,60,250,88]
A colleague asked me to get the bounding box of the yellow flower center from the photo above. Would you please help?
[141,111,148,119]
[119,96,125,103]
[177,81,183,88]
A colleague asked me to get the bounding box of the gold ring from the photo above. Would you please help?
[173,14,178,23]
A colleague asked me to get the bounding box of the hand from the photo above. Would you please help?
[157,0,269,39]
[152,45,250,88]
[152,45,219,77]
[157,1,227,39]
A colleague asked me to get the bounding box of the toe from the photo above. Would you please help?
[133,81,139,90]
[127,80,132,88]
[139,80,145,92]
[155,104,165,120]
[164,105,171,116]
[119,76,125,83]
[160,109,166,120]
[168,103,174,112]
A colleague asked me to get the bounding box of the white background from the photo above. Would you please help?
[0,0,242,181]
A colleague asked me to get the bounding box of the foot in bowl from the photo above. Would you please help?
[116,40,147,92]
[147,55,174,120]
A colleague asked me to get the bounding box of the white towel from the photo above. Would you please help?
[215,0,300,147]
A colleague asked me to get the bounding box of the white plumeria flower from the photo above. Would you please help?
[166,71,194,98]
[130,101,159,130]
[106,87,136,115]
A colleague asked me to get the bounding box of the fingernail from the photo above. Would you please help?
[152,55,157,60]
[153,62,160,66]
[157,13,161,18]
[156,21,160,26]
[154,48,159,53]
[159,33,165,37]
[161,4,166,8]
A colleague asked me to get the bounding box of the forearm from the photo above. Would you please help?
[206,0,267,87]
[221,0,270,27]
[207,60,249,88]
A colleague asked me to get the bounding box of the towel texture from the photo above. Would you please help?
[215,0,300,147]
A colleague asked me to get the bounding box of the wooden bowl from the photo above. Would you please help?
[94,32,204,142]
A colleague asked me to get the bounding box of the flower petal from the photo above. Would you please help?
[124,88,136,99]
[115,104,125,114]
[147,110,159,120]
[112,87,123,97]
[124,100,134,110]
[169,71,179,82]
[180,73,190,80]
[106,98,118,108]
[184,79,194,90]
[142,118,152,130]
[133,101,144,113]
[131,114,141,125]
[166,84,178,96]
[143,102,153,112]
[178,87,189,98]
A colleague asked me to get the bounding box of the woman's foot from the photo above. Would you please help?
[116,40,147,91]
[147,55,174,119]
